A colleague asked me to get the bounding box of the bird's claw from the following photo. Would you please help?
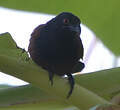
[66,73,75,99]
[48,71,54,86]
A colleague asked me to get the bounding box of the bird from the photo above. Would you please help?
[28,12,85,98]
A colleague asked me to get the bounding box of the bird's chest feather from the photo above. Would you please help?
[33,27,80,63]
[49,30,77,56]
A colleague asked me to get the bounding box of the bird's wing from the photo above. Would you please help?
[28,24,45,55]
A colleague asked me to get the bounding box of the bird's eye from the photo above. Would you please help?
[63,18,69,24]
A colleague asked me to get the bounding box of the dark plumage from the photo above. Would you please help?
[28,12,85,98]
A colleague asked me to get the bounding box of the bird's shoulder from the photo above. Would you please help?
[30,24,46,40]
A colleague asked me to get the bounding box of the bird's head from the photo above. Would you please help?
[47,12,81,35]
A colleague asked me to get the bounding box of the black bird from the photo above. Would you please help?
[28,12,85,98]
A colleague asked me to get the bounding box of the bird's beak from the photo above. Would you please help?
[68,25,81,34]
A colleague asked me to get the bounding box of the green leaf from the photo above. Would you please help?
[0,33,16,49]
[0,101,79,110]
[0,85,81,110]
[0,85,12,89]
[75,68,120,101]
[0,32,109,110]
[0,84,56,106]
[0,0,120,55]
